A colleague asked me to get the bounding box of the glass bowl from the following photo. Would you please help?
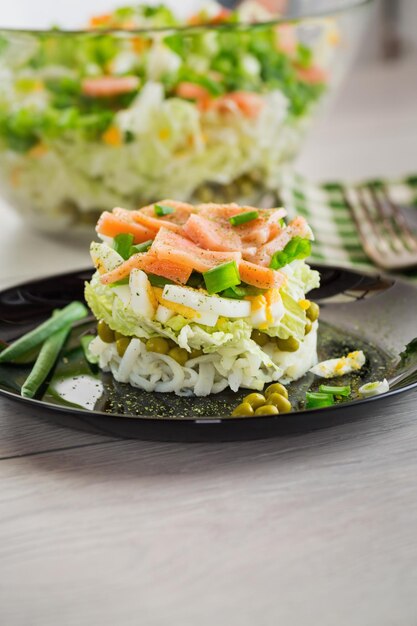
[0,0,370,234]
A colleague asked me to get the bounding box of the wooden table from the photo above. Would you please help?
[1,54,417,625]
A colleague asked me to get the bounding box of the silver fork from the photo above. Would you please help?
[343,184,417,270]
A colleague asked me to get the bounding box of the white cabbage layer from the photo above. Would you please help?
[89,321,318,397]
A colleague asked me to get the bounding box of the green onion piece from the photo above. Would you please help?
[130,239,153,255]
[113,233,134,260]
[80,335,99,365]
[305,392,334,409]
[270,236,312,270]
[229,210,259,226]
[147,274,175,288]
[110,277,129,287]
[0,301,88,363]
[319,384,351,398]
[21,324,72,398]
[154,204,174,217]
[220,283,266,299]
[203,261,241,295]
[221,285,247,299]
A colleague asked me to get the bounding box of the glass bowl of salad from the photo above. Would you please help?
[0,0,370,234]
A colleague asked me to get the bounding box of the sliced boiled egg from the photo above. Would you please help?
[90,242,123,274]
[162,285,251,319]
[155,304,174,324]
[193,311,219,327]
[247,289,285,329]
[310,350,366,378]
[129,269,157,319]
[153,288,219,327]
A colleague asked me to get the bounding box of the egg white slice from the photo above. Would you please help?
[155,305,174,324]
[162,285,251,318]
[192,311,219,327]
[310,350,365,378]
[129,269,156,319]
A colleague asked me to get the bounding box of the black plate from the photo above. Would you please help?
[1,266,417,442]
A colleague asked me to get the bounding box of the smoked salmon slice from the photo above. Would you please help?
[99,252,192,286]
[183,214,242,252]
[239,260,286,290]
[250,216,312,266]
[81,75,140,97]
[151,228,242,273]
[96,211,154,243]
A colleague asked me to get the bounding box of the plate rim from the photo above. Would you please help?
[1,264,416,426]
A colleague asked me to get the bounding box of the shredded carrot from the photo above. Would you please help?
[102,126,122,147]
[28,143,48,158]
[89,13,112,28]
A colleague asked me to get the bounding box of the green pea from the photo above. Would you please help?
[243,392,266,409]
[166,338,177,349]
[264,383,289,399]
[267,393,292,413]
[115,331,125,341]
[116,337,131,357]
[190,348,203,359]
[306,302,320,322]
[305,320,313,335]
[231,402,254,417]
[168,347,189,366]
[254,405,279,416]
[251,330,269,346]
[275,337,300,352]
[97,320,115,343]
[146,337,169,354]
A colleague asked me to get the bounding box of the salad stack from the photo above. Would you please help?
[86,200,320,396]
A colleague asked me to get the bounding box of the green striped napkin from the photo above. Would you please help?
[278,171,417,279]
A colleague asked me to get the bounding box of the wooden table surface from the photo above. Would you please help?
[1,53,417,625]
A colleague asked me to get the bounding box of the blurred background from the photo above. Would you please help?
[0,0,416,280]
[296,0,417,181]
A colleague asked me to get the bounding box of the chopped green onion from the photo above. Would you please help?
[147,274,174,288]
[113,233,134,260]
[221,285,247,299]
[220,284,265,299]
[305,391,334,409]
[154,204,174,217]
[229,210,259,226]
[130,239,153,255]
[21,323,71,398]
[358,380,389,398]
[0,302,88,363]
[319,384,351,397]
[80,335,99,365]
[110,277,129,287]
[203,261,241,295]
[270,236,311,270]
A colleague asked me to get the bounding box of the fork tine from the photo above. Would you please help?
[344,185,417,270]
[343,187,393,265]
[360,186,406,255]
[373,186,417,252]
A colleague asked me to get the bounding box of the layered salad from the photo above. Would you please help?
[86,200,320,396]
[0,1,338,230]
